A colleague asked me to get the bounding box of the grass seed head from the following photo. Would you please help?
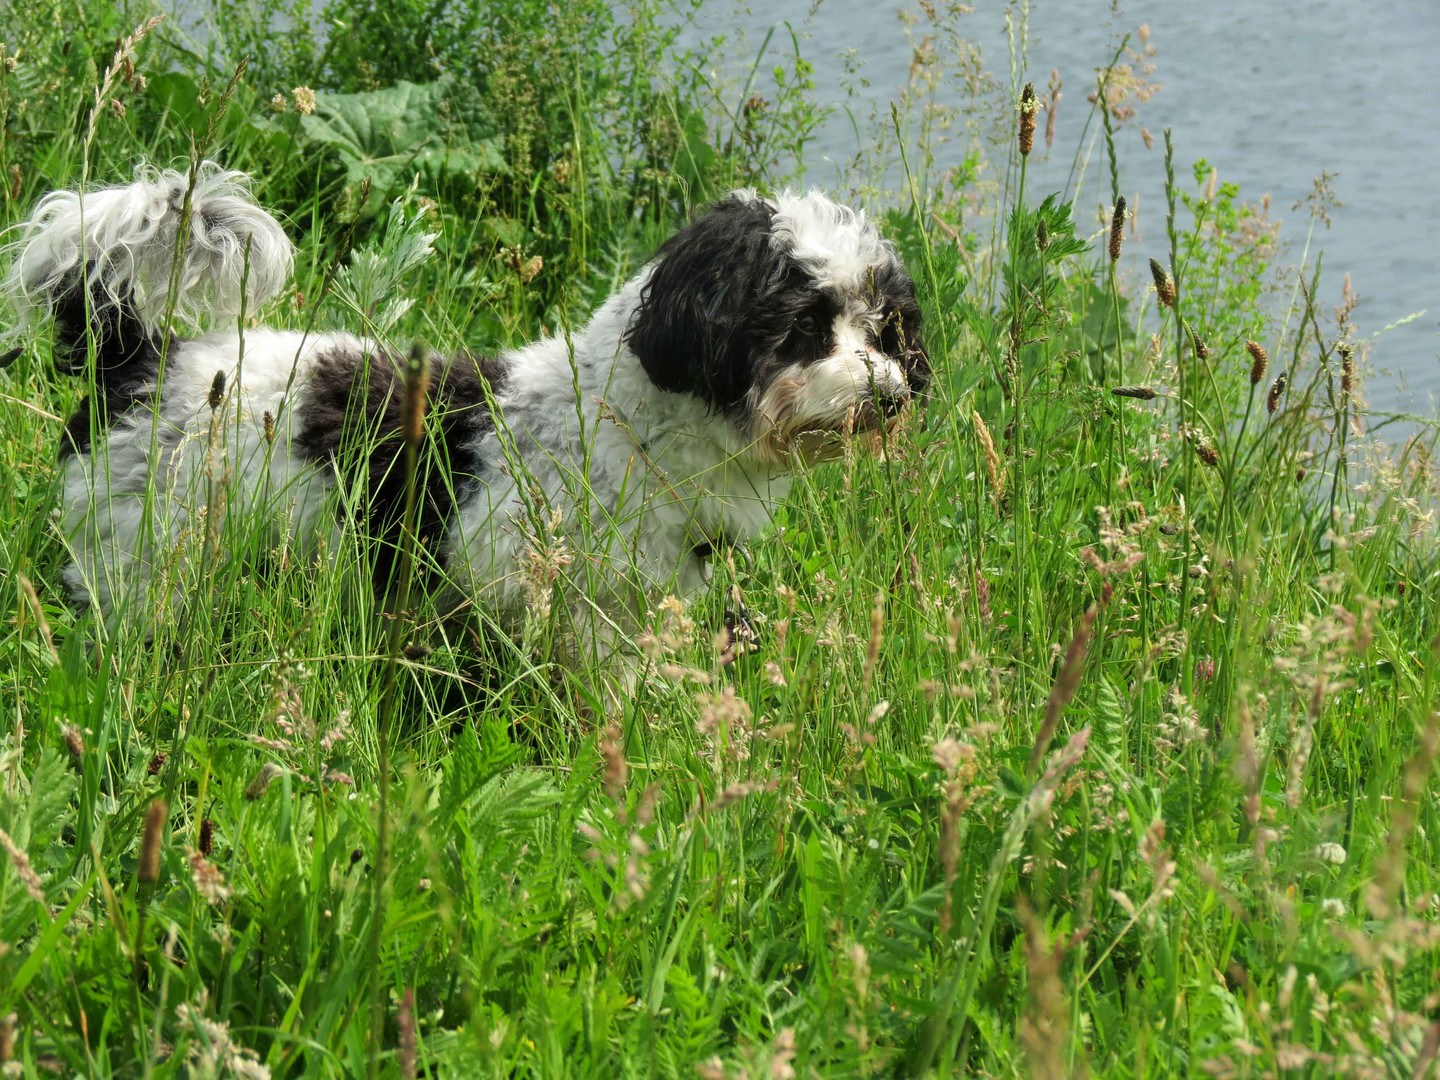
[207,369,226,410]
[1036,217,1049,251]
[0,827,44,904]
[1109,197,1126,261]
[199,817,214,857]
[401,343,431,445]
[139,799,166,883]
[245,762,283,801]
[1148,258,1175,307]
[1045,69,1061,147]
[972,410,1005,509]
[1339,342,1354,396]
[1111,385,1156,400]
[1267,371,1288,414]
[1246,340,1268,385]
[1189,326,1209,361]
[186,846,231,904]
[1019,82,1038,156]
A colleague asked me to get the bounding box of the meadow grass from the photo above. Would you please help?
[1,2,1439,1077]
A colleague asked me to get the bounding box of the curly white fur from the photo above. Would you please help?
[0,162,292,342]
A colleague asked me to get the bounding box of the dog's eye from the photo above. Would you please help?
[796,314,819,334]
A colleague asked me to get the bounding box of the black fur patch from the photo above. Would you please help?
[626,195,791,414]
[294,345,506,590]
[50,269,162,459]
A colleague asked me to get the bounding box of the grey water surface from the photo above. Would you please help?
[686,0,1439,418]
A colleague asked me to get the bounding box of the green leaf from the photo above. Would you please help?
[437,718,522,824]
[297,79,507,200]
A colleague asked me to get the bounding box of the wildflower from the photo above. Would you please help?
[1267,371,1288,414]
[139,800,166,883]
[175,1001,270,1079]
[1111,385,1156,400]
[291,85,316,115]
[270,93,288,113]
[1018,82,1038,156]
[1314,842,1347,865]
[1195,441,1220,468]
[1108,197,1126,261]
[186,847,231,904]
[1149,258,1175,307]
[1321,897,1346,918]
[1246,340,1268,385]
[0,827,44,903]
[519,255,543,284]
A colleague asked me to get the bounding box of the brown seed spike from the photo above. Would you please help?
[1149,258,1175,307]
[263,411,276,444]
[1196,442,1220,468]
[401,342,431,446]
[139,800,166,883]
[1019,82,1038,157]
[146,751,167,776]
[1267,371,1288,414]
[1190,327,1210,361]
[1109,197,1126,261]
[1339,342,1354,396]
[1111,385,1157,400]
[199,817,214,857]
[1245,340,1268,385]
[1036,217,1049,252]
[207,369,226,410]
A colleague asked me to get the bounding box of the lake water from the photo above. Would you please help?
[683,0,1439,418]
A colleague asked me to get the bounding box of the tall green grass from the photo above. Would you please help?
[1,2,1438,1077]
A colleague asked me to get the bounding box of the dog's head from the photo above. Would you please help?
[626,190,929,463]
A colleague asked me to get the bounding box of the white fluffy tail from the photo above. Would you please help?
[2,161,293,354]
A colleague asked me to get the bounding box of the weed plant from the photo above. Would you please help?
[1,2,1438,1077]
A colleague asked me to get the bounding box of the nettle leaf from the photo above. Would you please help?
[298,79,508,200]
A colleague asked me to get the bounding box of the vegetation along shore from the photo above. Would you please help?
[0,1,1436,1075]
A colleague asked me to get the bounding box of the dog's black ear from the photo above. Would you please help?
[627,195,787,413]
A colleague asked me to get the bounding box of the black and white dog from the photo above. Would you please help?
[2,164,927,656]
